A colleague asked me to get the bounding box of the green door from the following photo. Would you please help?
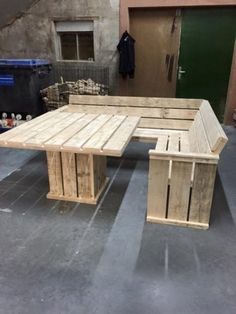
[176,8,236,121]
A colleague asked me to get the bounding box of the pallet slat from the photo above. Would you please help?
[189,163,217,224]
[147,159,169,219]
[63,114,112,151]
[24,113,79,148]
[47,151,64,196]
[44,114,96,150]
[168,134,180,152]
[168,161,192,221]
[155,135,168,151]
[103,116,140,156]
[82,115,126,153]
[61,152,77,198]
[69,95,201,109]
[200,100,228,153]
[139,118,192,130]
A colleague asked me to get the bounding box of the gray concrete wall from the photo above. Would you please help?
[0,0,35,28]
[0,0,119,93]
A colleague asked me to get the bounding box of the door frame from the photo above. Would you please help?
[120,0,236,124]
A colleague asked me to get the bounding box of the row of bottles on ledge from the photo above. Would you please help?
[0,113,32,129]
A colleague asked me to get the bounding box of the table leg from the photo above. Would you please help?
[46,151,108,204]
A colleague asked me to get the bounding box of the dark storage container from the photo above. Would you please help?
[0,59,52,119]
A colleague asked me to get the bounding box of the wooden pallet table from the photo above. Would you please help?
[0,108,140,204]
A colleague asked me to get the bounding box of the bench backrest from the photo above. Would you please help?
[189,100,227,154]
[68,95,201,131]
[199,100,228,154]
[189,111,211,154]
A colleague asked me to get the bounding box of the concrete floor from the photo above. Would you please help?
[0,128,236,314]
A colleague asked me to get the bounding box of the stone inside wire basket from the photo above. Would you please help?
[41,78,109,111]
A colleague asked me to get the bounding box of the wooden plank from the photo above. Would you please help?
[147,159,169,219]
[82,115,126,153]
[146,217,209,230]
[4,112,71,148]
[189,163,217,224]
[63,114,112,151]
[92,155,107,197]
[134,127,185,138]
[200,100,228,153]
[139,118,192,130]
[44,114,97,150]
[155,135,168,151]
[0,110,59,145]
[61,152,77,198]
[189,111,211,153]
[69,104,197,120]
[168,134,180,152]
[47,178,109,205]
[180,132,190,152]
[164,108,197,120]
[76,154,92,199]
[149,150,218,164]
[46,151,64,196]
[168,161,192,221]
[68,104,163,118]
[103,116,140,156]
[69,95,201,109]
[24,113,79,149]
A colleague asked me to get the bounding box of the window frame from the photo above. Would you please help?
[55,21,95,62]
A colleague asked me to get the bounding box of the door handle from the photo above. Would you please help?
[178,66,186,80]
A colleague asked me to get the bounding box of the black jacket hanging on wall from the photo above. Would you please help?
[117,31,135,78]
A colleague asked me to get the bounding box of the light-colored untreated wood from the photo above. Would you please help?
[103,116,140,155]
[47,151,64,196]
[69,95,201,109]
[47,151,108,204]
[146,216,209,230]
[168,161,192,221]
[149,150,219,163]
[189,163,217,224]
[92,155,107,197]
[200,100,228,153]
[68,103,197,120]
[147,159,169,219]
[44,114,97,150]
[134,127,185,139]
[168,134,180,152]
[0,112,140,157]
[147,98,227,230]
[82,115,126,153]
[189,111,211,153]
[155,135,169,151]
[61,152,77,198]
[0,96,228,218]
[47,178,109,205]
[68,95,197,132]
[138,118,192,130]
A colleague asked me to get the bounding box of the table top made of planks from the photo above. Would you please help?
[0,108,140,157]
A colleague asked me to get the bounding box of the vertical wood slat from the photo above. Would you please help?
[189,163,217,224]
[92,155,107,197]
[168,161,192,221]
[76,154,93,199]
[46,151,64,196]
[147,159,169,219]
[61,152,77,198]
[47,152,107,203]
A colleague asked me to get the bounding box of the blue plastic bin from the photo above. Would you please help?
[0,59,52,118]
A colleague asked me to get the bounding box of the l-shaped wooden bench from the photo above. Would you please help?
[68,95,228,229]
